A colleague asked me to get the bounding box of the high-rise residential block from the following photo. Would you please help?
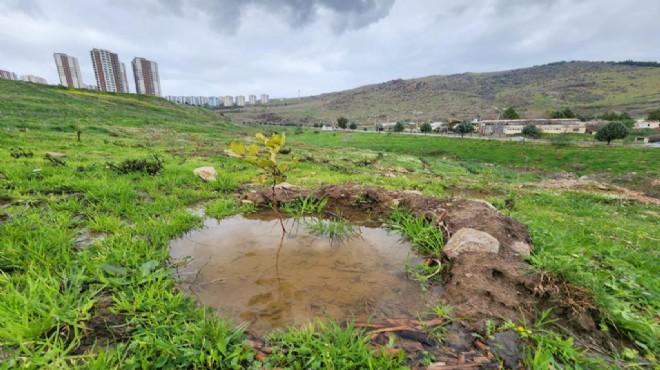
[223,96,233,107]
[90,48,129,93]
[53,53,83,88]
[249,94,257,105]
[132,57,161,96]
[236,96,246,107]
[0,69,18,80]
[260,94,269,104]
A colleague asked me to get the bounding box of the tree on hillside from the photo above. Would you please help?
[420,122,432,133]
[551,107,576,119]
[521,124,541,140]
[595,121,629,145]
[454,122,475,138]
[647,109,660,121]
[393,121,405,132]
[337,116,348,129]
[349,122,357,130]
[502,107,520,119]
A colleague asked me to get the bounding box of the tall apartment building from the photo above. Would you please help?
[0,69,18,80]
[260,94,269,104]
[131,57,161,96]
[53,53,83,88]
[248,94,257,105]
[21,75,48,84]
[236,96,246,107]
[223,96,233,107]
[90,48,129,93]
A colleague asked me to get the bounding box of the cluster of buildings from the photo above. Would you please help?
[165,93,269,107]
[478,119,585,135]
[0,69,48,84]
[1,48,161,96]
[58,49,161,96]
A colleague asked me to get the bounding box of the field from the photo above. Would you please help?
[1,79,659,368]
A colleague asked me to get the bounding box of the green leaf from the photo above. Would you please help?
[139,260,159,276]
[101,264,128,276]
[247,144,259,156]
[229,142,245,156]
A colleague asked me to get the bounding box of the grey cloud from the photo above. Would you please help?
[145,0,395,33]
[0,0,45,18]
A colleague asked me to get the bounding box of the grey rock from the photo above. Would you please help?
[443,228,500,258]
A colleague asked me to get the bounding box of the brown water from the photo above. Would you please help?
[169,214,439,336]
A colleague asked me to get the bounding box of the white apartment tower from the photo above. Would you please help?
[223,96,233,107]
[53,53,83,88]
[132,57,161,96]
[260,94,269,104]
[236,95,246,107]
[90,48,129,93]
[249,94,257,105]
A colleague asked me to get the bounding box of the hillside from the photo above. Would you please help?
[0,78,237,134]
[227,61,660,125]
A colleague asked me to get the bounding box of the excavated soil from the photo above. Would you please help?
[242,183,631,366]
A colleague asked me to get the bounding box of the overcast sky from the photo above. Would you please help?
[1,0,659,98]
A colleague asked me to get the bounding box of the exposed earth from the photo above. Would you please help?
[237,183,636,368]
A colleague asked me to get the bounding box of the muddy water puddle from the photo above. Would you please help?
[170,214,439,336]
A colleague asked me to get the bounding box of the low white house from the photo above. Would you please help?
[635,120,660,129]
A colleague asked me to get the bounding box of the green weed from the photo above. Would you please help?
[385,207,444,256]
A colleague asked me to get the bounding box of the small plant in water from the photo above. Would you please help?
[305,215,359,244]
[229,132,299,232]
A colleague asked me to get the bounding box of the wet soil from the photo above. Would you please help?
[239,183,634,365]
[170,214,440,336]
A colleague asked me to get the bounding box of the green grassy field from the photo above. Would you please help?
[1,79,659,368]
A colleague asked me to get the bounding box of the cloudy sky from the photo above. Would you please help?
[1,0,659,98]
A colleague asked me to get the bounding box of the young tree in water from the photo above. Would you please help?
[229,133,299,232]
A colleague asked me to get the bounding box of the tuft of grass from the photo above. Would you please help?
[264,318,405,369]
[280,196,328,218]
[385,207,444,257]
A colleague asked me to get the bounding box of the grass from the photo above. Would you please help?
[1,78,659,368]
[385,207,444,257]
[305,216,359,244]
[264,318,406,369]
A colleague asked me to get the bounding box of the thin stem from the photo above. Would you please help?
[271,179,286,233]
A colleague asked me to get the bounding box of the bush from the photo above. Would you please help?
[349,122,357,130]
[522,124,541,139]
[420,122,432,133]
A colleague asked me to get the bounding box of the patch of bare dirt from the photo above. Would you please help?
[70,295,132,356]
[524,178,660,205]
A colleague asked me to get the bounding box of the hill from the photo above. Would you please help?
[226,61,660,125]
[0,78,237,134]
